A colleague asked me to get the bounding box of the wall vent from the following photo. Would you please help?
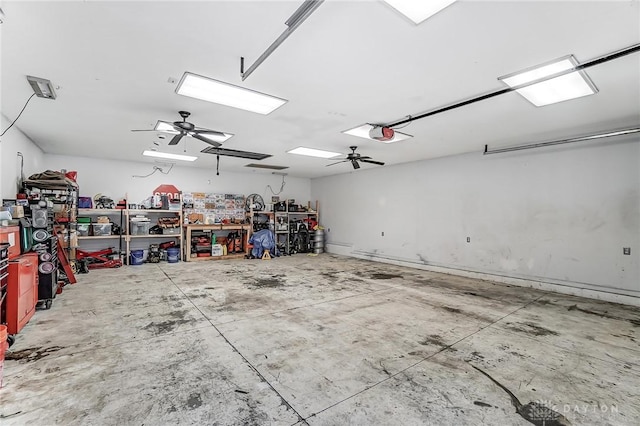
[200,147,272,160]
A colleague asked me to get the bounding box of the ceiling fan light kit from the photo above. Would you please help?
[175,72,287,115]
[132,111,230,148]
[154,121,233,143]
[326,146,385,170]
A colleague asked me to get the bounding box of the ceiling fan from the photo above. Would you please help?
[131,111,229,147]
[326,146,385,170]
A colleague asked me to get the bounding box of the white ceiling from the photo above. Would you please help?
[1,0,639,178]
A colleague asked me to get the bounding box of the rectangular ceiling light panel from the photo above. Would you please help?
[155,121,234,143]
[287,147,342,158]
[343,124,412,144]
[142,150,197,162]
[176,72,287,115]
[383,0,456,24]
[499,55,597,107]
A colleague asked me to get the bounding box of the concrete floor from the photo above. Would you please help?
[1,254,638,425]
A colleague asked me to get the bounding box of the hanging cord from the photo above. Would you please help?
[0,93,37,139]
[216,155,220,176]
[266,174,286,196]
[16,152,25,191]
[132,163,174,178]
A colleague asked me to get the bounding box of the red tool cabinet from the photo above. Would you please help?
[6,253,38,335]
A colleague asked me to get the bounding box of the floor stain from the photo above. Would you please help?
[252,276,285,288]
[370,273,403,280]
[185,392,202,409]
[505,322,559,337]
[568,304,638,327]
[6,346,64,362]
[442,306,462,314]
[143,319,191,335]
[419,335,447,347]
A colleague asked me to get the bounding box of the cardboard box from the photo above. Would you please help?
[10,205,24,218]
[58,230,78,248]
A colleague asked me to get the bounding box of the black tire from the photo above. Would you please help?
[45,299,53,310]
[7,335,15,348]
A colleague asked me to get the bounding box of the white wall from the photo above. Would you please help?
[312,138,640,303]
[44,154,311,206]
[0,114,45,201]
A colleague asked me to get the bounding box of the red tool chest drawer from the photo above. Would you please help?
[6,253,38,335]
[0,226,21,260]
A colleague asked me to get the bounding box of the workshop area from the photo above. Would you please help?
[2,255,638,425]
[0,1,638,425]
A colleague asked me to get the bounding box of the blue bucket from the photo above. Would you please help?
[167,247,180,263]
[130,249,144,265]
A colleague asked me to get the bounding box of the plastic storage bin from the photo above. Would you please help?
[92,223,112,236]
[130,221,151,235]
[77,224,90,236]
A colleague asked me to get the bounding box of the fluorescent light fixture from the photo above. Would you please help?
[26,75,57,99]
[343,124,412,144]
[176,72,287,115]
[142,150,197,162]
[287,147,342,158]
[383,0,456,25]
[154,121,233,143]
[499,55,597,107]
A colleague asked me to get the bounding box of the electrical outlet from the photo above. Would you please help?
[381,231,384,237]
[623,247,631,255]
[466,237,470,243]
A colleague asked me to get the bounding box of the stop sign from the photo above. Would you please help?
[153,184,180,200]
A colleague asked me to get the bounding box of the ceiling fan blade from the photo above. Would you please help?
[351,160,360,170]
[131,129,159,132]
[191,132,222,147]
[359,156,372,160]
[168,133,185,145]
[361,159,385,166]
[326,160,348,167]
[191,129,226,137]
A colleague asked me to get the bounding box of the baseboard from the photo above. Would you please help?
[325,244,640,307]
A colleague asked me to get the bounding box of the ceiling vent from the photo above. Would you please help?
[200,146,272,160]
[244,163,289,170]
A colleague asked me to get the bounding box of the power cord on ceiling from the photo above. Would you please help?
[0,93,37,139]
[132,163,174,178]
[266,174,286,196]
